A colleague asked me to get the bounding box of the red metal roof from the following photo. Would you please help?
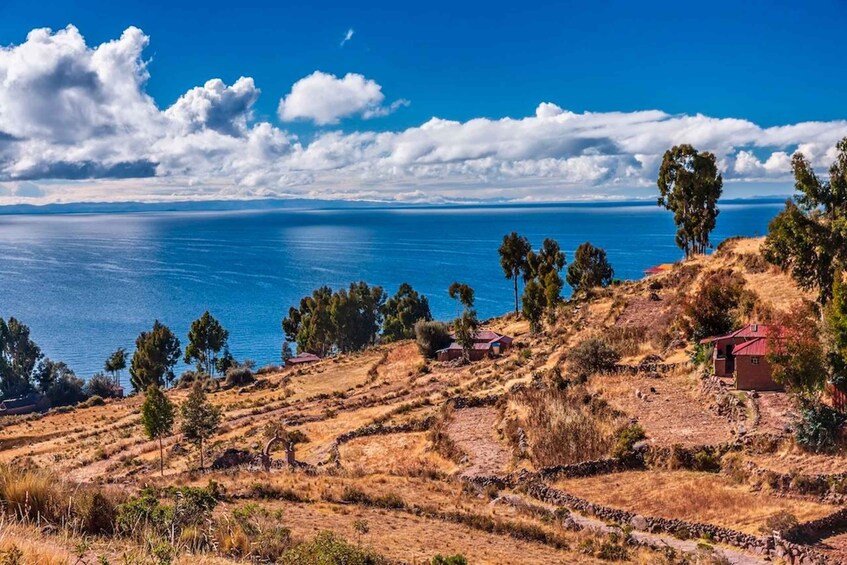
[700,324,776,344]
[732,324,774,339]
[732,337,769,356]
[288,352,321,364]
[437,330,513,353]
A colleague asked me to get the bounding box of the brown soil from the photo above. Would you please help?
[446,407,512,477]
[590,370,735,447]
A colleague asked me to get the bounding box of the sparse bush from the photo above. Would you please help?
[603,327,641,358]
[680,269,749,341]
[513,385,625,466]
[760,510,798,536]
[279,531,390,565]
[75,490,118,535]
[432,555,468,565]
[225,366,255,387]
[84,373,122,398]
[720,451,749,484]
[568,338,620,379]
[611,423,645,458]
[415,320,452,359]
[80,395,105,408]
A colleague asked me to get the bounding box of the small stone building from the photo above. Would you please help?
[285,352,321,368]
[0,392,50,416]
[700,324,782,391]
[436,330,513,362]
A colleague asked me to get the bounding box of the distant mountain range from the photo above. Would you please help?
[0,195,791,215]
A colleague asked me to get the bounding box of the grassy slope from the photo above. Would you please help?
[0,237,842,563]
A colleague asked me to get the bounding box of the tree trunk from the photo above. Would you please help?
[158,436,164,477]
[199,437,204,470]
[514,275,519,315]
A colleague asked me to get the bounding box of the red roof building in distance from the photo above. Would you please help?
[436,330,514,362]
[285,352,321,367]
[699,324,782,391]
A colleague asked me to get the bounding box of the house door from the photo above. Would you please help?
[726,344,735,373]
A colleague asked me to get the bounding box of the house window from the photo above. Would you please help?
[751,357,759,365]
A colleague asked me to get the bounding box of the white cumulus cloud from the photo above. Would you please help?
[277,71,405,125]
[0,25,846,205]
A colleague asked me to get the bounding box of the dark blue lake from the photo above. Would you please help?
[0,200,783,377]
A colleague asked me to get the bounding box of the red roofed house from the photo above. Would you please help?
[436,330,513,362]
[700,324,782,391]
[285,352,321,368]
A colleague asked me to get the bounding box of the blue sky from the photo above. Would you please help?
[0,0,845,204]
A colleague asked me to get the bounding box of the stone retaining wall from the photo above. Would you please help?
[448,394,501,409]
[327,416,435,466]
[609,362,685,375]
[787,508,847,544]
[743,460,847,501]
[525,482,829,565]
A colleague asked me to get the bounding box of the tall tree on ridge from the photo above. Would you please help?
[498,232,532,315]
[129,320,181,391]
[184,311,229,375]
[657,144,723,258]
[0,317,42,398]
[566,242,614,293]
[448,282,478,359]
[141,384,175,477]
[104,347,127,386]
[382,283,432,342]
[763,137,847,304]
[180,381,221,470]
[282,286,335,356]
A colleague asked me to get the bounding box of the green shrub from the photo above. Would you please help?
[794,402,846,453]
[414,321,452,359]
[116,490,174,536]
[280,531,389,564]
[116,485,218,538]
[611,424,645,458]
[432,555,468,565]
[567,338,620,379]
[225,366,255,387]
[691,449,720,472]
[84,373,123,398]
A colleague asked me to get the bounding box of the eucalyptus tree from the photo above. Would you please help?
[498,232,532,314]
[657,144,723,258]
[566,242,614,292]
[382,283,432,342]
[185,311,229,375]
[763,137,847,304]
[0,317,42,398]
[129,320,181,391]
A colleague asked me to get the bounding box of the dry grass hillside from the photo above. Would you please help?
[0,237,845,564]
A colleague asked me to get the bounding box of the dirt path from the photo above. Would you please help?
[753,392,794,436]
[591,371,735,447]
[446,407,511,477]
